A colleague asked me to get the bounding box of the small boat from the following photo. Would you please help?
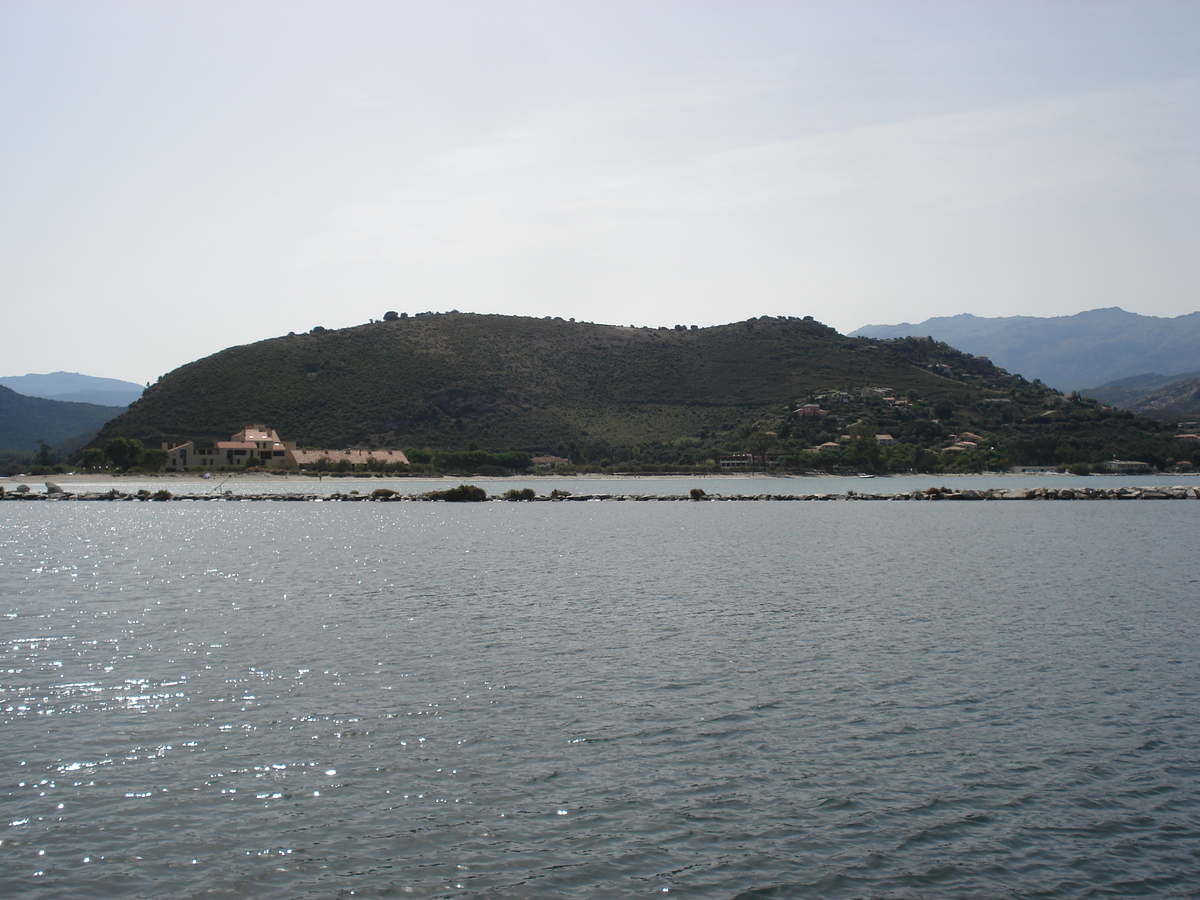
[858,473,876,478]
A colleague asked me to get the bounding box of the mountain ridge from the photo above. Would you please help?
[0,372,144,408]
[0,385,127,454]
[850,308,1200,391]
[94,312,1036,453]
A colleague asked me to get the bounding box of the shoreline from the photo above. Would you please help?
[5,470,1194,487]
[4,485,1198,502]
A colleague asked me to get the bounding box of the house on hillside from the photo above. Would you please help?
[164,425,295,471]
[804,441,843,454]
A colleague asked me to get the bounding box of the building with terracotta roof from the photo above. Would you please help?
[165,425,295,471]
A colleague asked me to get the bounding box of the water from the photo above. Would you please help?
[2,501,1199,898]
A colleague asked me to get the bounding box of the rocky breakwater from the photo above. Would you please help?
[2,483,1199,502]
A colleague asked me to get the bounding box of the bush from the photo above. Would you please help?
[152,489,172,501]
[550,489,571,498]
[372,488,397,499]
[427,484,487,502]
[1068,462,1092,476]
[503,488,536,501]
[690,487,706,500]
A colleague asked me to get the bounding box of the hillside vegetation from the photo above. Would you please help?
[0,385,126,454]
[90,312,1194,474]
[95,313,1026,447]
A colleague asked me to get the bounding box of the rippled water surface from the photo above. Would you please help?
[2,502,1199,899]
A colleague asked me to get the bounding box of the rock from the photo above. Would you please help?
[45,481,63,493]
[14,484,30,493]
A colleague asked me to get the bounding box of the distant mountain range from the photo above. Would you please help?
[1080,372,1200,421]
[0,385,127,454]
[0,372,144,408]
[850,308,1200,393]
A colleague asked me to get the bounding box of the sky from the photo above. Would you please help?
[1,1,1197,385]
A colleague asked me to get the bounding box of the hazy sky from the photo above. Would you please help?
[2,1,1197,385]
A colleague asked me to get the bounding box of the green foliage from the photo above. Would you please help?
[139,448,168,472]
[426,484,487,502]
[744,431,775,469]
[437,449,531,473]
[81,447,107,470]
[244,455,263,468]
[152,489,172,501]
[104,437,144,471]
[503,488,536,501]
[844,423,883,471]
[372,488,397,498]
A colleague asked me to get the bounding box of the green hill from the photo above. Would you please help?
[89,312,1198,473]
[0,385,126,453]
[97,312,1055,452]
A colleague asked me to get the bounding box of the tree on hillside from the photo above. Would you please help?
[139,448,168,472]
[104,437,144,472]
[845,423,882,472]
[81,448,107,471]
[745,431,775,471]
